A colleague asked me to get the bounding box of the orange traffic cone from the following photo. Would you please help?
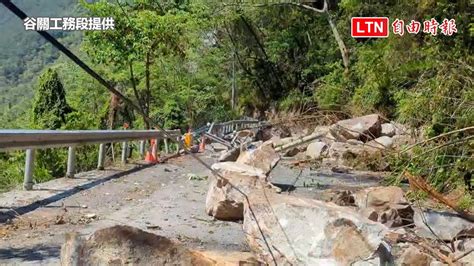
[145,139,158,164]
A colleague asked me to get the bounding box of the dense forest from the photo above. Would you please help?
[0,0,472,208]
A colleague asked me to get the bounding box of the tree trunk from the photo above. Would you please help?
[144,53,152,129]
[326,14,349,72]
[128,62,150,129]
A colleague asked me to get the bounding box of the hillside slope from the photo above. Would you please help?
[0,0,79,126]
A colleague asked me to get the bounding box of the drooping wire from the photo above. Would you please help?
[0,0,278,264]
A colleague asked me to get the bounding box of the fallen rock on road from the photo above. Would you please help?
[218,147,240,162]
[329,114,382,142]
[243,190,388,265]
[205,162,271,221]
[306,141,328,159]
[236,144,280,174]
[413,209,474,241]
[60,225,214,266]
[354,186,414,227]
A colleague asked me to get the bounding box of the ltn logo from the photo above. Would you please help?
[351,17,389,38]
[351,17,457,38]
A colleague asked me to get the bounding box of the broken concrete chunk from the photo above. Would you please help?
[330,114,382,141]
[236,144,280,174]
[205,162,270,221]
[60,225,214,266]
[243,190,388,265]
[305,141,328,159]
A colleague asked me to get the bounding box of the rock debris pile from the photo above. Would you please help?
[60,114,473,265]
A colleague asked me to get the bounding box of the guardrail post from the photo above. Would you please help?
[66,146,76,178]
[23,149,35,190]
[139,140,146,158]
[121,141,128,164]
[207,122,215,134]
[176,136,182,152]
[98,143,106,170]
[152,139,159,158]
[164,138,169,154]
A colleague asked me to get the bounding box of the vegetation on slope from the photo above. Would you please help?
[0,0,471,206]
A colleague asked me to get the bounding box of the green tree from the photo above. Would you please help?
[82,0,189,129]
[32,68,72,129]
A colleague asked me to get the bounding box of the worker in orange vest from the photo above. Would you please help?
[184,128,193,149]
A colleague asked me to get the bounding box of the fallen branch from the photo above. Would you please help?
[401,126,474,153]
[275,132,325,152]
[404,171,474,222]
[417,240,455,266]
[453,248,474,262]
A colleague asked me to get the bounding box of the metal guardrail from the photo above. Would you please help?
[0,129,181,190]
[0,130,180,150]
[207,119,265,137]
[193,118,262,138]
[0,120,266,191]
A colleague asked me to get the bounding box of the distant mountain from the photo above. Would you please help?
[0,0,80,125]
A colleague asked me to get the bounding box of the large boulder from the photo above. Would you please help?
[236,144,280,174]
[243,190,388,265]
[60,225,214,266]
[306,141,328,159]
[354,186,414,227]
[205,162,270,221]
[413,209,474,241]
[330,114,382,142]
